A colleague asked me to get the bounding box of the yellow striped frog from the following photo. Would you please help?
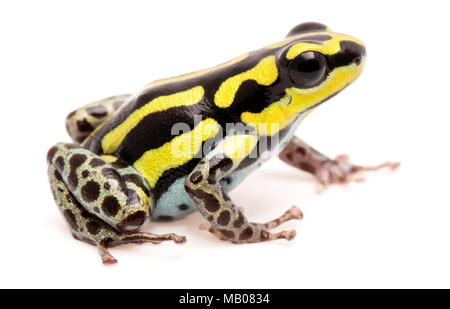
[47,22,398,264]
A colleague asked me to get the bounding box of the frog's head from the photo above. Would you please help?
[240,22,366,136]
[280,22,365,108]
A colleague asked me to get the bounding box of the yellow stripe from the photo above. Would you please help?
[241,62,364,136]
[101,86,205,154]
[100,155,118,163]
[133,118,220,187]
[286,33,364,60]
[220,134,259,162]
[146,53,249,87]
[214,56,278,108]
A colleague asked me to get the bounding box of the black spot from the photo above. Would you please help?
[89,158,105,168]
[68,154,87,190]
[219,229,235,239]
[158,215,174,221]
[239,227,253,241]
[80,180,100,202]
[178,204,189,211]
[86,220,101,235]
[102,196,120,217]
[223,177,232,185]
[296,147,306,156]
[93,207,100,213]
[54,170,63,182]
[299,162,316,174]
[86,105,108,118]
[185,187,221,212]
[76,119,94,132]
[110,159,129,169]
[81,170,89,178]
[47,146,58,163]
[69,153,87,169]
[117,211,147,231]
[189,171,203,185]
[55,156,65,173]
[63,209,78,231]
[104,182,111,190]
[217,210,231,226]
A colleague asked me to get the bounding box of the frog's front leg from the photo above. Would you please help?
[65,94,131,143]
[279,136,399,190]
[185,135,303,243]
[47,143,185,264]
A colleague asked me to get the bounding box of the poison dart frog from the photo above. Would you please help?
[47,22,398,264]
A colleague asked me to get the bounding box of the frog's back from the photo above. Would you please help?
[82,45,287,167]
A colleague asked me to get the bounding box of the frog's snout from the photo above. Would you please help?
[345,41,366,67]
[352,44,366,66]
[329,40,366,69]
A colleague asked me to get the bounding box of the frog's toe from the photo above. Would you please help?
[111,232,187,246]
[98,242,118,265]
[96,232,186,264]
[263,206,303,229]
[315,155,400,190]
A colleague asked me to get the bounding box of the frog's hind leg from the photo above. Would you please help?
[47,143,185,264]
[65,94,131,143]
[279,136,399,191]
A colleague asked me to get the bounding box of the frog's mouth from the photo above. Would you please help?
[298,86,345,115]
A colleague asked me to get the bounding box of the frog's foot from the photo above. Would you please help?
[279,137,399,192]
[315,154,400,192]
[96,232,186,265]
[199,206,303,243]
[74,231,185,265]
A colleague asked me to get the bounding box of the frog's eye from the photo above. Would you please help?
[288,51,328,88]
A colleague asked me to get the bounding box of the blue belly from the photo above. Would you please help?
[151,163,260,221]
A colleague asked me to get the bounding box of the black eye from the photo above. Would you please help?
[288,51,328,88]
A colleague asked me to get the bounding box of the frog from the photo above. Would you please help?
[47,22,398,264]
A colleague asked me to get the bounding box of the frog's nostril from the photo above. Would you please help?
[354,57,361,65]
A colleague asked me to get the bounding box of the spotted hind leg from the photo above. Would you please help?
[65,94,131,143]
[47,143,185,264]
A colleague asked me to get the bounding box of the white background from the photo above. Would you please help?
[1,0,449,288]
